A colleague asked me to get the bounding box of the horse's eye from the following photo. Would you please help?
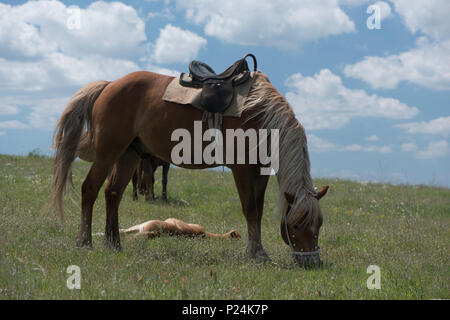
[293,224,300,231]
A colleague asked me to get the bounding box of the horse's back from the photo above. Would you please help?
[90,71,174,145]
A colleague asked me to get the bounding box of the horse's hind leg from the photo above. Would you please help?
[77,160,113,248]
[141,157,155,201]
[161,163,169,201]
[104,148,140,249]
[131,168,138,201]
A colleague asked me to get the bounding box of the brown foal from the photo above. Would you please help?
[120,218,241,240]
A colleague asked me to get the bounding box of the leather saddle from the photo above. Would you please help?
[179,54,257,113]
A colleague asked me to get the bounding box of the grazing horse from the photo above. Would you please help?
[50,71,328,267]
[132,155,170,202]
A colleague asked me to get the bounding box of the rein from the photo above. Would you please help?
[284,193,321,257]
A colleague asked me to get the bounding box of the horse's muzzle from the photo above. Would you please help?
[293,253,322,269]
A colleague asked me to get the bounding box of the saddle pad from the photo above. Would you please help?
[162,72,257,118]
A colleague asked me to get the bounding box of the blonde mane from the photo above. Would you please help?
[241,72,319,228]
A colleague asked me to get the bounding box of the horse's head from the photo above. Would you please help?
[280,185,329,268]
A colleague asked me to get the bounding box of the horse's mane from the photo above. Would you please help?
[241,72,319,229]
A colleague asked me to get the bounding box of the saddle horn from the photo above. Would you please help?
[243,53,257,72]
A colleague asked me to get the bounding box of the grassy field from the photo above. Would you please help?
[0,153,449,299]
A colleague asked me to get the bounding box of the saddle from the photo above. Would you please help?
[179,54,257,113]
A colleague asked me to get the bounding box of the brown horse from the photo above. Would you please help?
[50,70,328,267]
[132,156,170,202]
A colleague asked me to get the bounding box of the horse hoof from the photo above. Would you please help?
[75,238,92,249]
[103,239,122,251]
[255,252,272,263]
[246,248,271,262]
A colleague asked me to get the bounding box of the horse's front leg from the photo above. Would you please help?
[231,165,270,261]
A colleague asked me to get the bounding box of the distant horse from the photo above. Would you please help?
[50,71,328,267]
[132,155,170,202]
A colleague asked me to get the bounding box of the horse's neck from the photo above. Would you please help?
[275,138,315,196]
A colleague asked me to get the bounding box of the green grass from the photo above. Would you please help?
[0,154,449,299]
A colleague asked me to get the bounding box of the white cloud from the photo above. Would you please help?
[176,0,355,50]
[308,134,392,154]
[146,64,180,77]
[374,1,393,20]
[415,140,449,159]
[0,1,147,59]
[344,1,450,91]
[389,0,450,41]
[396,116,450,137]
[308,134,337,152]
[0,120,29,130]
[152,24,206,64]
[285,69,419,130]
[401,142,418,152]
[366,135,380,142]
[27,97,72,130]
[0,54,140,91]
[0,1,149,132]
[0,105,19,115]
[344,39,450,90]
[344,144,392,153]
[331,169,360,180]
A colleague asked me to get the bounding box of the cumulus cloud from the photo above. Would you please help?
[366,135,380,142]
[344,38,450,90]
[285,69,419,130]
[146,64,180,77]
[344,1,450,90]
[415,140,449,159]
[0,0,149,133]
[0,120,30,130]
[373,1,393,20]
[401,142,418,152]
[0,105,19,116]
[308,134,337,153]
[152,24,206,64]
[176,0,355,50]
[389,0,450,41]
[308,134,392,154]
[0,1,147,59]
[401,138,450,160]
[344,144,392,153]
[396,116,450,137]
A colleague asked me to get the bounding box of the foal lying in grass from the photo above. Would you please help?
[117,218,241,240]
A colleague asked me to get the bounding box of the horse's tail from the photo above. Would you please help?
[49,80,110,222]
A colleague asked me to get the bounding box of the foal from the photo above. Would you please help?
[120,218,241,240]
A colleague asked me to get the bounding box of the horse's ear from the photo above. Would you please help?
[315,185,329,200]
[284,192,295,204]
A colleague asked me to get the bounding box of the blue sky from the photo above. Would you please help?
[0,0,449,186]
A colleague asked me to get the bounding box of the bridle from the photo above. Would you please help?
[284,194,321,257]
